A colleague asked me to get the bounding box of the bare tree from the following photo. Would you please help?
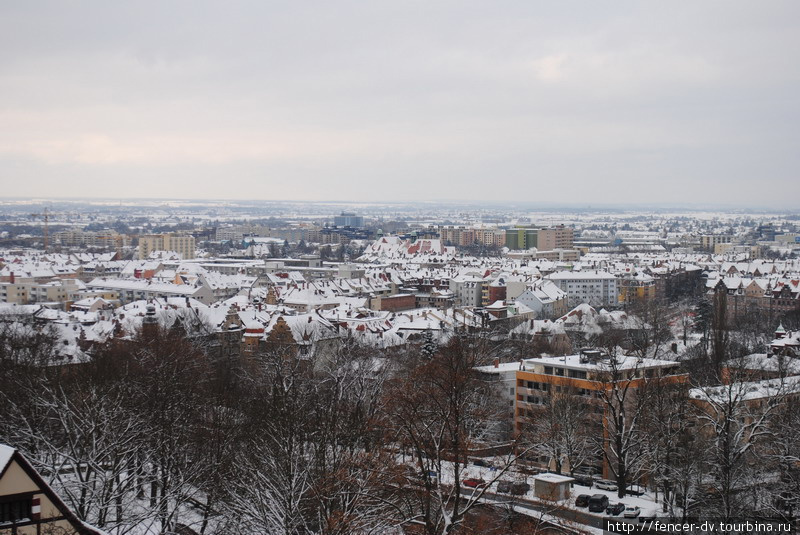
[594,356,652,499]
[522,385,598,476]
[690,374,790,520]
[764,396,800,521]
[229,438,312,535]
[639,378,695,514]
[383,336,524,535]
[626,299,673,359]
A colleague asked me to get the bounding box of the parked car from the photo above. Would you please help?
[588,494,609,513]
[463,478,487,489]
[623,505,641,518]
[518,466,545,476]
[595,479,619,491]
[626,484,646,496]
[510,482,531,495]
[496,480,513,493]
[573,473,594,487]
[639,508,658,522]
[473,459,492,468]
[606,502,625,515]
[575,494,592,508]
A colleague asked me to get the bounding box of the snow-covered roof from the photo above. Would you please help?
[523,353,679,372]
[474,362,521,374]
[690,375,800,403]
[547,270,616,280]
[535,473,575,484]
[726,353,800,375]
[0,443,14,474]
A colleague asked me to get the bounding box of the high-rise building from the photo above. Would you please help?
[333,212,365,228]
[138,233,196,260]
[505,226,539,250]
[537,225,574,251]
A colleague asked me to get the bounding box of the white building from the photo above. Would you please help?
[545,270,618,308]
[449,276,484,307]
[86,278,214,305]
[514,280,568,319]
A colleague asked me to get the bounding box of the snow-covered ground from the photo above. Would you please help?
[408,455,663,529]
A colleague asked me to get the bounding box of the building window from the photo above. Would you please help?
[0,496,32,524]
[544,366,553,375]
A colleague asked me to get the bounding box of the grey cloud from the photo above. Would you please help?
[0,1,798,206]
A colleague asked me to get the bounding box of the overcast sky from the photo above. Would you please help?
[1,1,798,206]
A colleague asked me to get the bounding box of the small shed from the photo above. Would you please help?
[533,473,575,501]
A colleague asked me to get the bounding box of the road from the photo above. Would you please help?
[478,490,606,531]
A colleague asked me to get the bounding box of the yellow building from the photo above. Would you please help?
[618,272,657,304]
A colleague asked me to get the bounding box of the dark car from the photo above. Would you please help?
[517,466,545,476]
[588,494,609,513]
[510,482,531,495]
[463,478,487,489]
[573,474,594,487]
[606,502,625,515]
[575,494,592,508]
[497,480,513,493]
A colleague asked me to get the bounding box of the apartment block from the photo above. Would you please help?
[618,272,657,304]
[138,233,196,260]
[700,234,732,251]
[505,226,538,250]
[515,350,686,476]
[333,212,365,228]
[55,230,131,249]
[546,270,619,307]
[537,225,574,251]
[0,279,81,305]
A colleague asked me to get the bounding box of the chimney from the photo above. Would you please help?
[493,357,499,368]
[9,272,14,284]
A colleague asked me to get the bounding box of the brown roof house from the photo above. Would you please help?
[0,443,107,534]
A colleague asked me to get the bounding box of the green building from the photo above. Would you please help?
[505,226,539,250]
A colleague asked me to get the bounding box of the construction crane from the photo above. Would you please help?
[30,207,52,253]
